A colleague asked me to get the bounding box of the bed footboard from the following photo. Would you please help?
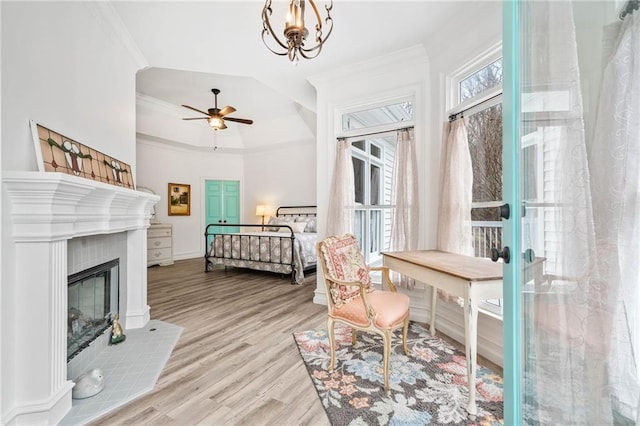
[204,223,297,282]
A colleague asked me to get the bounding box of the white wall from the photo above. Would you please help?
[1,2,140,173]
[136,137,245,260]
[1,2,142,422]
[243,141,317,223]
[137,137,317,260]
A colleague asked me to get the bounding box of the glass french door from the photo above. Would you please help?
[502,0,637,424]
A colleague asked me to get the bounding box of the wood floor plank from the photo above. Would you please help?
[88,258,501,426]
[89,258,330,426]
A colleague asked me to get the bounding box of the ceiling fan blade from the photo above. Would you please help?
[181,104,211,117]
[218,106,237,117]
[182,117,209,120]
[223,116,254,125]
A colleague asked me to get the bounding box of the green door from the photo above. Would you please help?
[503,1,633,424]
[501,2,522,422]
[205,180,240,246]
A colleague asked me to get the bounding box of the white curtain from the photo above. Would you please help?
[521,1,639,423]
[436,118,473,256]
[326,138,354,236]
[390,128,419,289]
[436,118,473,305]
[590,10,640,423]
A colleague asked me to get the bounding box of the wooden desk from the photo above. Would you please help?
[382,250,502,415]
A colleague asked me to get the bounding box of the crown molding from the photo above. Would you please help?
[137,93,185,117]
[136,132,314,155]
[89,1,149,70]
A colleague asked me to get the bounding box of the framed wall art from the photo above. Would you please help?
[168,182,191,216]
[30,120,134,189]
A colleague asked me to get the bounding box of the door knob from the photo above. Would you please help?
[218,220,222,223]
[523,248,535,263]
[499,203,510,220]
[490,246,510,264]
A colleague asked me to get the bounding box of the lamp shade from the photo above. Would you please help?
[255,205,267,216]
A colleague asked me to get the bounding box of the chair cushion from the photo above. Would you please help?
[331,290,410,328]
[319,234,373,307]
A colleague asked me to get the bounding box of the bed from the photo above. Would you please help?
[204,206,317,284]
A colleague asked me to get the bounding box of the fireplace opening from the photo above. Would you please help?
[67,259,119,361]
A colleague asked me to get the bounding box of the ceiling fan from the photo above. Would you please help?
[182,88,254,130]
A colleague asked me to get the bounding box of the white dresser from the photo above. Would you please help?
[147,223,173,267]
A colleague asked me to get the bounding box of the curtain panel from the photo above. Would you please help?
[436,118,474,256]
[589,10,640,422]
[326,138,355,236]
[435,118,473,305]
[390,128,419,289]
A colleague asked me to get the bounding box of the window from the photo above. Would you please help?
[459,58,503,102]
[339,99,414,264]
[451,53,503,315]
[351,136,396,264]
[342,101,413,132]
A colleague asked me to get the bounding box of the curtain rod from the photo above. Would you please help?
[620,0,639,19]
[448,93,502,122]
[340,125,414,140]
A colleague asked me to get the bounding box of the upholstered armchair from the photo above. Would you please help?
[317,233,410,394]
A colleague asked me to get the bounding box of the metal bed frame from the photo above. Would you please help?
[204,206,316,283]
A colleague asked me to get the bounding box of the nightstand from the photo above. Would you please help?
[147,223,173,266]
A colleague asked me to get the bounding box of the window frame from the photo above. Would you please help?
[350,137,389,265]
[448,44,504,317]
[336,95,416,266]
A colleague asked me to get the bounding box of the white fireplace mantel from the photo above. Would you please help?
[1,171,160,425]
[4,171,159,242]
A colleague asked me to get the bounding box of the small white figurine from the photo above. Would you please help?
[72,368,105,399]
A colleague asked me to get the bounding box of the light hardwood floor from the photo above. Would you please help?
[90,258,503,425]
[90,258,331,425]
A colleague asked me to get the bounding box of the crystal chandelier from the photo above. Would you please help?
[261,0,334,63]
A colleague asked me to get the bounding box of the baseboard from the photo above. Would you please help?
[173,251,202,261]
[3,381,74,426]
[124,305,151,329]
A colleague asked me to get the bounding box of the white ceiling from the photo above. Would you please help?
[112,1,500,149]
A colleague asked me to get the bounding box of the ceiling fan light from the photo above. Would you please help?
[208,116,223,129]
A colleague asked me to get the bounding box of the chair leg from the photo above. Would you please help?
[402,316,410,356]
[383,329,392,395]
[327,317,336,371]
[351,328,357,346]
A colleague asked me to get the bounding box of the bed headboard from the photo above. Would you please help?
[276,205,317,218]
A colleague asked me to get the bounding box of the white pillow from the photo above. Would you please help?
[304,217,317,232]
[294,215,317,232]
[278,222,306,233]
[291,222,307,233]
[265,216,280,232]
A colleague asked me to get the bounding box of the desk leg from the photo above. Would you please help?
[464,288,478,416]
[430,285,437,336]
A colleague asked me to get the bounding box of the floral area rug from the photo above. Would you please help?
[293,322,503,425]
